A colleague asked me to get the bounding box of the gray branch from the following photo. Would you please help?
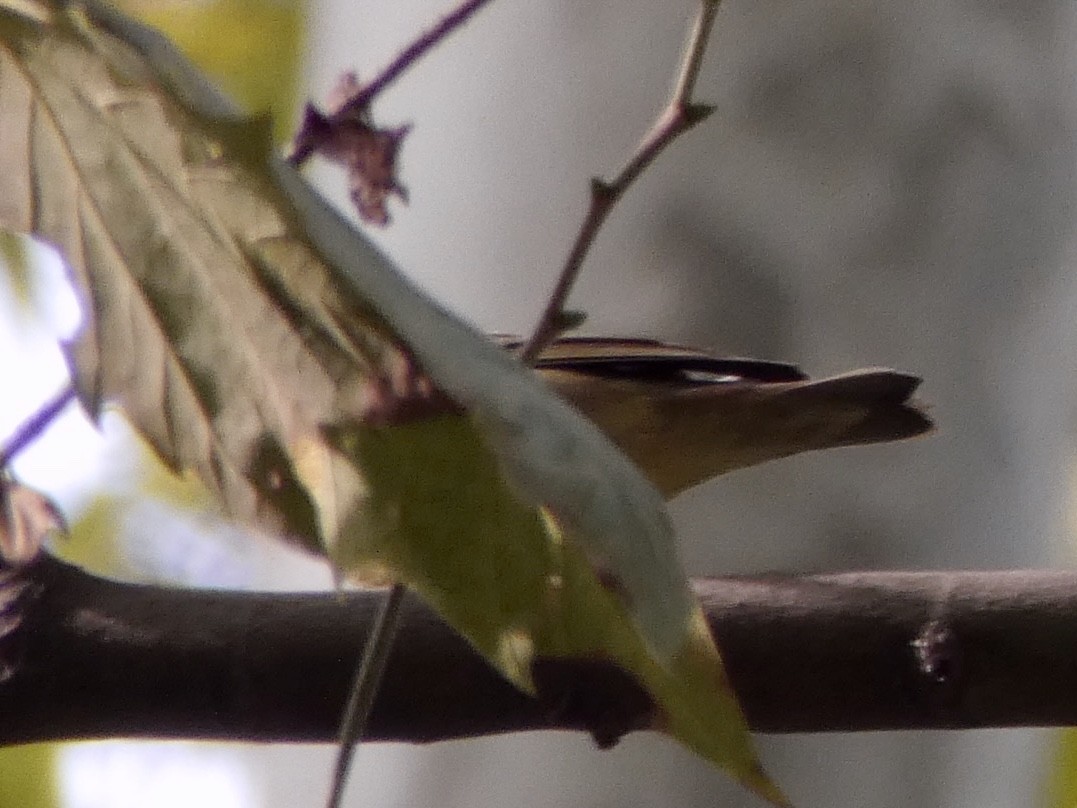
[1,556,1074,748]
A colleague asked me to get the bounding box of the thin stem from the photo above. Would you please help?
[324,582,407,808]
[672,0,720,106]
[519,0,723,363]
[0,385,76,468]
[289,0,497,167]
[350,0,496,113]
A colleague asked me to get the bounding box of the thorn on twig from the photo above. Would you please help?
[589,177,614,201]
[684,102,717,126]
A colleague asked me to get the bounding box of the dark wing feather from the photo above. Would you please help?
[495,335,807,384]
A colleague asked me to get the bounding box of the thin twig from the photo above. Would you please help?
[325,582,407,808]
[288,0,497,166]
[348,0,497,113]
[671,0,720,106]
[0,385,76,468]
[519,0,722,363]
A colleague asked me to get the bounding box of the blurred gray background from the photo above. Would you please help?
[291,0,1077,806]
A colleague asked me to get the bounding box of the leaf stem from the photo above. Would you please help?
[324,582,407,808]
[519,0,722,364]
[0,385,76,468]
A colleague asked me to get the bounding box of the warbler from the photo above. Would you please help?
[503,336,932,497]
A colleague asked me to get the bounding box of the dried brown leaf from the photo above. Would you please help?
[0,473,65,566]
[292,72,410,226]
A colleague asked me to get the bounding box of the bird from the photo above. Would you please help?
[498,336,932,497]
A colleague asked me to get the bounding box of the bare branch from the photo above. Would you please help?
[347,0,497,115]
[3,556,1077,747]
[520,0,722,362]
[0,386,75,467]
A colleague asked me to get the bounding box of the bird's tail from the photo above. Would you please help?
[649,368,932,494]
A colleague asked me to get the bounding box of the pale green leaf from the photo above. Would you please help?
[0,2,780,800]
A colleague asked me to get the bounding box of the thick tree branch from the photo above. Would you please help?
[1,555,1075,747]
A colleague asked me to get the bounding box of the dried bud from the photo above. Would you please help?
[291,72,411,226]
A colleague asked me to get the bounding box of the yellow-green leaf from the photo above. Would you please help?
[110,0,305,141]
[1046,728,1077,808]
[0,744,60,808]
[0,2,780,800]
[0,230,34,310]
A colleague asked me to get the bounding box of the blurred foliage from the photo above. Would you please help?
[0,232,33,313]
[53,493,124,577]
[53,428,213,579]
[1046,728,1077,808]
[111,0,307,141]
[0,744,59,807]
